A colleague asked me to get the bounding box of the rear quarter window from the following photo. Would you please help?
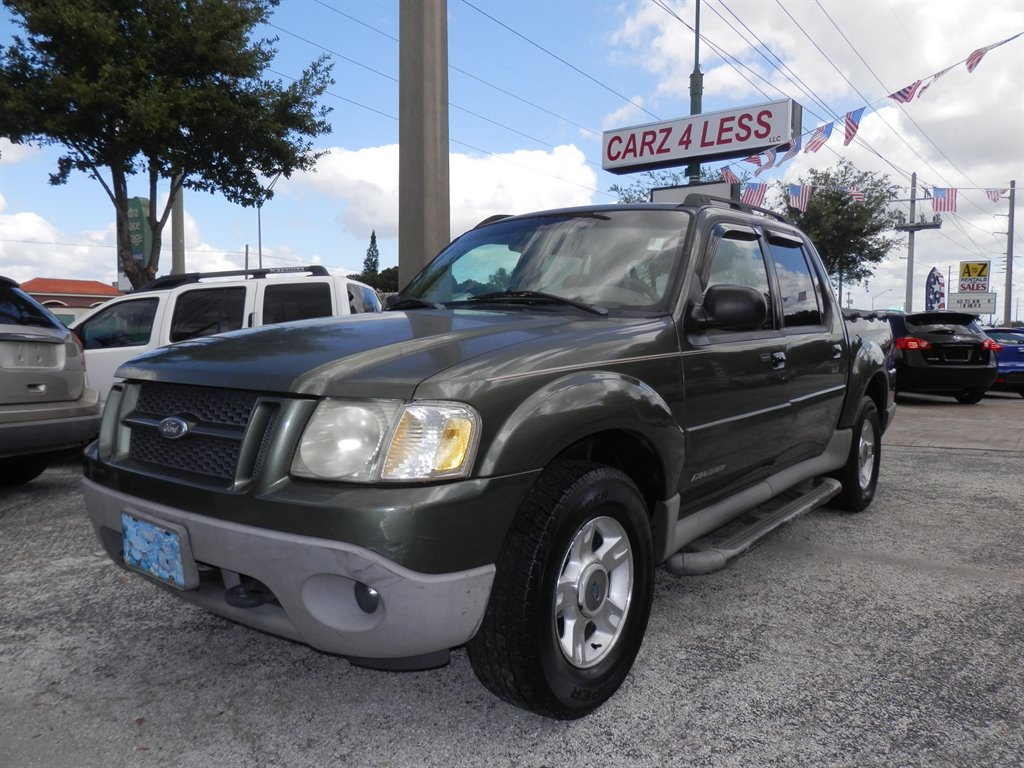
[262,283,333,324]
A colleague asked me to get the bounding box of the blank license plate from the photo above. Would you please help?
[122,512,189,589]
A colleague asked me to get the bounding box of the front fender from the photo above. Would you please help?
[839,328,894,428]
[477,370,684,497]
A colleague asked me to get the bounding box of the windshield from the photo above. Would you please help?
[401,209,691,313]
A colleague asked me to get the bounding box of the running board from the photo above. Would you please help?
[664,478,841,575]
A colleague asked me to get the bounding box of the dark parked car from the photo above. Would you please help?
[984,327,1024,397]
[886,311,999,403]
[1,276,101,485]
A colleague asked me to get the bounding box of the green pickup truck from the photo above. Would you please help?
[82,196,895,719]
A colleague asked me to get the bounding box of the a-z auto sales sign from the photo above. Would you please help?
[602,99,802,174]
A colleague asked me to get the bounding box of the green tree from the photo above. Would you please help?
[0,0,333,288]
[375,266,399,293]
[774,160,902,304]
[362,230,380,277]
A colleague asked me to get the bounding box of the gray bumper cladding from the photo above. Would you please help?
[81,478,495,664]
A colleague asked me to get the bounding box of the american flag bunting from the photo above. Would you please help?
[930,188,957,212]
[776,137,802,167]
[788,184,812,212]
[721,166,741,185]
[844,108,866,146]
[889,80,922,103]
[986,188,1007,203]
[804,123,833,153]
[754,149,776,176]
[917,67,950,99]
[741,183,767,208]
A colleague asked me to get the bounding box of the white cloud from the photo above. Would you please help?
[292,143,598,243]
[0,138,41,164]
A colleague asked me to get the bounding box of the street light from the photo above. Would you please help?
[256,171,283,269]
[872,288,892,309]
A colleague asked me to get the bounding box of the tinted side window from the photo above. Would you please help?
[77,298,159,349]
[348,284,382,314]
[768,239,823,327]
[263,283,333,324]
[170,287,245,342]
[706,230,773,331]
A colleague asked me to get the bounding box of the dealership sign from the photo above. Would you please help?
[602,99,802,174]
[958,261,990,292]
[949,292,996,313]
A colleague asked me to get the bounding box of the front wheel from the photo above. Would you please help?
[467,461,654,719]
[832,397,881,512]
[954,388,986,404]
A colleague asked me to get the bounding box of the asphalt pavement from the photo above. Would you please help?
[1,393,1022,768]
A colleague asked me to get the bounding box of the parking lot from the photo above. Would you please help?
[1,393,1022,768]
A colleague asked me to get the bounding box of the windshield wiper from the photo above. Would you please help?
[386,297,446,311]
[466,290,608,316]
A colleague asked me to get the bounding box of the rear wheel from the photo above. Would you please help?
[0,456,49,487]
[954,388,986,404]
[832,397,881,512]
[467,461,654,719]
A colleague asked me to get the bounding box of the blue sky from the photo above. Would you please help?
[1,0,1023,317]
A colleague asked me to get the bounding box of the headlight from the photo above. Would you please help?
[291,400,480,482]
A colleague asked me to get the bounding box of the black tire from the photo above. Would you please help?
[0,456,49,487]
[832,397,881,512]
[954,388,986,404]
[467,460,654,719]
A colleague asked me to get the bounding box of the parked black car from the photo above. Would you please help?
[886,311,999,403]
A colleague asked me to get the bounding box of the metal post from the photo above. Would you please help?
[1003,180,1016,324]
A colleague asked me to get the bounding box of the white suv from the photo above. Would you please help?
[72,266,381,402]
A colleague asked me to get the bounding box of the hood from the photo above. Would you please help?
[116,309,664,400]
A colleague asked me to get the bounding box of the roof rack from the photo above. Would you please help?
[137,265,331,292]
[679,193,790,224]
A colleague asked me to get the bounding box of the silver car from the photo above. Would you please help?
[1,276,101,485]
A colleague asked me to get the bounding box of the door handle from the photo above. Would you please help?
[832,343,843,359]
[771,351,787,369]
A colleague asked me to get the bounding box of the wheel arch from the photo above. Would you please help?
[475,370,682,506]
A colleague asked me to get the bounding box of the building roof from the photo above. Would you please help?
[20,278,122,297]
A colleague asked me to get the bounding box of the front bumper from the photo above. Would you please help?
[83,478,497,666]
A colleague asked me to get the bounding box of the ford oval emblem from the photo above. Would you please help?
[158,416,190,440]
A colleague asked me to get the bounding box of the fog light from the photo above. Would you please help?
[354,582,380,614]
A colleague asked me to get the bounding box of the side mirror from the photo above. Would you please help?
[690,284,767,331]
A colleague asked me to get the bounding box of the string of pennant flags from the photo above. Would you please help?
[718,32,1022,211]
[738,181,1009,213]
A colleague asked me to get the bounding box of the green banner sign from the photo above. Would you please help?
[126,197,151,265]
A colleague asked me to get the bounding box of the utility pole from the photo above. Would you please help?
[399,0,450,289]
[1003,180,1016,324]
[895,172,941,312]
[171,175,185,275]
[686,0,703,184]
